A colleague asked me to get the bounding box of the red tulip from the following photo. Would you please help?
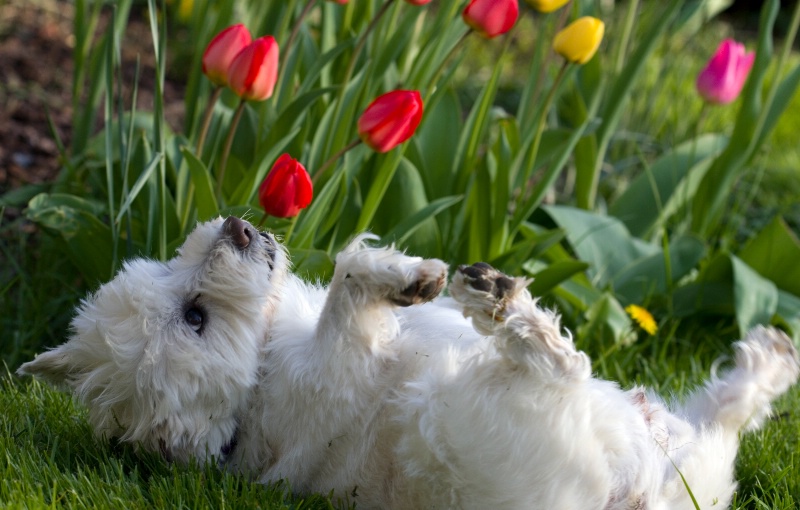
[696,39,755,105]
[462,0,519,39]
[202,24,252,87]
[405,0,433,4]
[259,154,313,218]
[357,90,424,153]
[228,36,280,102]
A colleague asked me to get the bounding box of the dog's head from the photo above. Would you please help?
[18,216,285,463]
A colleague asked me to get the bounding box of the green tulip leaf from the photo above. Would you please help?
[181,148,218,221]
[609,134,728,237]
[525,260,591,297]
[543,205,658,287]
[26,193,118,284]
[738,216,800,296]
[380,195,462,249]
[613,235,706,304]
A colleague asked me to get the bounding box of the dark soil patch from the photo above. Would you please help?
[0,0,186,200]
[0,2,74,193]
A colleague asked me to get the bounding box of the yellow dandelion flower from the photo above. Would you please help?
[625,304,657,335]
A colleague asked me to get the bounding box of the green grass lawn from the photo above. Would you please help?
[3,344,799,509]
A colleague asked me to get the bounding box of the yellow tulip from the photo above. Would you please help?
[526,0,570,13]
[178,0,193,22]
[553,16,605,65]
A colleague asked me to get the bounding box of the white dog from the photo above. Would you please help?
[19,216,799,509]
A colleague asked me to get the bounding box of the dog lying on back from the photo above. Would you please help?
[19,216,799,509]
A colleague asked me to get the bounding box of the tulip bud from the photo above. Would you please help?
[202,24,252,87]
[228,36,280,102]
[553,16,605,64]
[358,90,424,153]
[405,0,433,4]
[259,154,313,218]
[696,39,755,105]
[326,0,348,3]
[526,0,570,13]
[462,0,519,39]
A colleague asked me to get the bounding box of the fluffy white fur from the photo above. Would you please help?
[19,216,799,509]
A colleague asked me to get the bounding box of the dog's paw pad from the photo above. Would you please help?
[390,261,447,307]
[457,263,515,300]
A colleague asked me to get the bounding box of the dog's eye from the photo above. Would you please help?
[185,307,204,332]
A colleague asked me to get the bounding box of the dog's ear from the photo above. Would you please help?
[17,344,77,386]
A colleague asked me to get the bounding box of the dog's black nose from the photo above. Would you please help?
[223,216,255,250]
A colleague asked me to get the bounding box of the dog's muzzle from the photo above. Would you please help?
[222,216,277,266]
[223,216,256,250]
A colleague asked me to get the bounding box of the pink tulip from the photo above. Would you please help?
[202,24,252,87]
[227,36,280,102]
[696,39,755,105]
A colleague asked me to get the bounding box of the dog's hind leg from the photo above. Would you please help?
[449,262,590,380]
[679,326,799,432]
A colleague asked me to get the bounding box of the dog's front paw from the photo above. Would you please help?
[389,259,448,307]
[450,263,529,321]
[335,240,448,307]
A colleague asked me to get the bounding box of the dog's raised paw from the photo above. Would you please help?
[390,260,448,307]
[455,263,516,300]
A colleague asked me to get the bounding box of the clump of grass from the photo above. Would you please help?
[0,217,82,368]
[0,373,341,509]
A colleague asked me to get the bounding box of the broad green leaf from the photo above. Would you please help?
[26,193,118,284]
[291,248,335,282]
[181,148,218,221]
[731,255,778,334]
[738,216,800,296]
[380,195,461,249]
[450,43,506,194]
[525,260,590,297]
[613,236,706,304]
[490,224,566,273]
[355,150,405,233]
[543,205,658,287]
[672,281,735,318]
[609,134,728,237]
[776,290,800,342]
[678,253,779,334]
[411,89,462,197]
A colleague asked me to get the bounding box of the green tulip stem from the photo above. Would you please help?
[312,138,362,185]
[257,212,268,229]
[283,213,301,245]
[216,99,247,203]
[343,0,396,88]
[282,0,317,69]
[196,86,222,156]
[521,61,569,203]
[424,28,472,102]
[526,7,570,128]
